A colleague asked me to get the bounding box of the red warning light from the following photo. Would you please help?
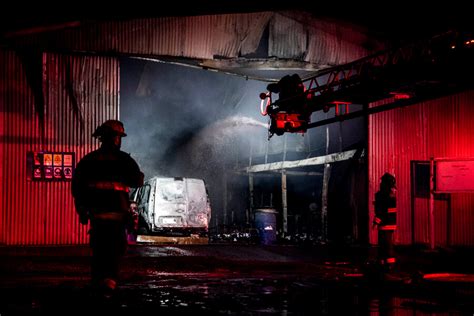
[390,92,412,100]
[273,113,307,133]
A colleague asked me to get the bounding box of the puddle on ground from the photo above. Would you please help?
[1,271,472,315]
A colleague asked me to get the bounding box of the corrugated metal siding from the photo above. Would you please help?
[0,50,119,245]
[10,12,375,66]
[269,12,376,64]
[12,13,271,60]
[311,20,374,65]
[269,13,307,59]
[369,90,474,246]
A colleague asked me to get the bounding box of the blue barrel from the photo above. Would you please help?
[254,209,278,245]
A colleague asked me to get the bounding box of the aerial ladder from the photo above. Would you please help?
[259,30,474,138]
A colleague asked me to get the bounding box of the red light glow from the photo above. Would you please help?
[390,92,412,100]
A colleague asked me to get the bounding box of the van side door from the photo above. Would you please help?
[137,183,152,232]
[185,179,210,229]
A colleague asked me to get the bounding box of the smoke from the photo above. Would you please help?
[121,58,268,180]
[163,115,267,227]
[171,115,267,175]
[188,115,267,152]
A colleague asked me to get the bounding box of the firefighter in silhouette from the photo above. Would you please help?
[373,172,397,273]
[72,119,144,297]
[266,73,306,114]
[266,74,310,136]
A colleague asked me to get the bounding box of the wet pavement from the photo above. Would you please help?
[1,243,474,315]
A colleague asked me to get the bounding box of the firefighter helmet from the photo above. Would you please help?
[92,120,127,138]
[381,172,396,188]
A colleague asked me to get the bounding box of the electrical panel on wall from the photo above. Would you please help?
[26,151,75,182]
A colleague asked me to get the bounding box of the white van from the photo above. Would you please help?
[130,177,211,236]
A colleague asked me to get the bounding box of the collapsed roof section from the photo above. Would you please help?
[2,11,384,81]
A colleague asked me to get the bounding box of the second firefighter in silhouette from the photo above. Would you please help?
[373,172,397,272]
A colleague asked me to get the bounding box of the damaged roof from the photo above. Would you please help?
[0,1,471,82]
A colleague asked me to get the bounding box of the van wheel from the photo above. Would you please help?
[138,226,149,235]
[137,216,149,235]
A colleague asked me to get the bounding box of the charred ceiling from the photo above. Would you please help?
[1,11,384,81]
[1,4,472,97]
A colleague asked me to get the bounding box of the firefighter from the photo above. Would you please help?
[373,172,397,274]
[266,73,306,114]
[71,119,144,297]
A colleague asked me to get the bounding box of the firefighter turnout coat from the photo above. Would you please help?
[71,146,144,222]
[373,190,397,232]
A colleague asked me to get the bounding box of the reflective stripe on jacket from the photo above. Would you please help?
[92,212,126,221]
[374,190,397,230]
[88,181,130,193]
[379,224,397,231]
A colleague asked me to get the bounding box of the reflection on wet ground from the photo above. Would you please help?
[1,244,473,315]
[2,272,472,315]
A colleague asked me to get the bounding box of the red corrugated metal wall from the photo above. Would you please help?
[369,90,474,247]
[0,50,119,245]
